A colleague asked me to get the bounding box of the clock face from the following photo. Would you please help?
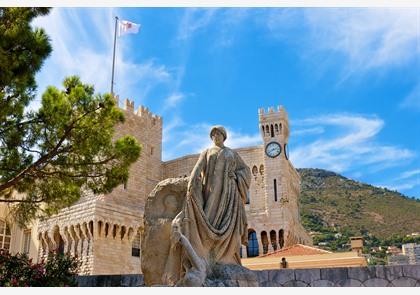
[265,142,282,158]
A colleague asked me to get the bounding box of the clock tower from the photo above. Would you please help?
[259,106,290,209]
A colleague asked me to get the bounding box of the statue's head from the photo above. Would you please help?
[210,126,227,147]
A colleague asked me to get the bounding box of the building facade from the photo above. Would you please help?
[1,98,311,275]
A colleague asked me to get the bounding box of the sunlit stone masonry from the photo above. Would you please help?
[37,97,311,275]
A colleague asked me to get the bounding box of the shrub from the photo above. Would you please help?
[0,250,80,287]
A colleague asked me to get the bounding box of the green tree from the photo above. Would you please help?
[0,8,141,225]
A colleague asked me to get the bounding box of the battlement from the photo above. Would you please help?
[114,95,162,124]
[258,105,288,122]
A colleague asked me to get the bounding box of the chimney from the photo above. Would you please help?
[350,236,364,256]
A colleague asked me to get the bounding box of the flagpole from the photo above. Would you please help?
[111,16,118,96]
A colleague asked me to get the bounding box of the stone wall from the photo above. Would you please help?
[76,265,420,287]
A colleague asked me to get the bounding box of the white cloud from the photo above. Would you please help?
[290,114,416,173]
[177,8,219,41]
[163,93,185,111]
[293,127,325,136]
[29,8,172,112]
[398,169,420,180]
[303,8,420,72]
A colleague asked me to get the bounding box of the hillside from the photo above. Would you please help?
[298,168,420,240]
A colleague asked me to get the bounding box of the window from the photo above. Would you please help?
[270,125,274,137]
[270,230,278,251]
[274,179,278,202]
[132,231,141,257]
[252,165,258,176]
[279,229,285,249]
[0,220,11,251]
[23,229,31,254]
[261,231,269,254]
[247,230,259,257]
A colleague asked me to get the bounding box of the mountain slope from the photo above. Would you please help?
[298,168,420,239]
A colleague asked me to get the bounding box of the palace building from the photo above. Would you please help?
[0,98,311,275]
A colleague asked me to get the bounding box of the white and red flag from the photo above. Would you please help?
[118,20,141,36]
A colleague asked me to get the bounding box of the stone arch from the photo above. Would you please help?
[88,220,94,237]
[52,225,61,243]
[97,221,103,237]
[270,124,274,137]
[275,124,279,134]
[247,229,259,257]
[63,226,72,253]
[265,125,270,136]
[121,225,127,240]
[127,227,134,241]
[279,123,282,133]
[259,164,264,175]
[279,229,284,248]
[104,223,110,237]
[261,231,269,254]
[246,228,259,257]
[112,224,119,239]
[270,230,278,251]
[252,165,258,176]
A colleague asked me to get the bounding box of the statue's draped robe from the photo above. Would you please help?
[163,146,251,285]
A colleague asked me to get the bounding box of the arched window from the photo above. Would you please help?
[261,231,269,254]
[279,123,282,133]
[270,125,274,137]
[270,230,278,251]
[252,165,258,176]
[261,126,265,135]
[265,125,270,136]
[104,223,109,237]
[0,220,11,252]
[247,230,259,257]
[275,124,279,134]
[279,229,284,249]
[132,230,141,257]
[259,164,264,175]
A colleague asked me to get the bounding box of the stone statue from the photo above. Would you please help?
[142,126,257,286]
[162,125,252,286]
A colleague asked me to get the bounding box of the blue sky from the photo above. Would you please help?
[31,8,420,198]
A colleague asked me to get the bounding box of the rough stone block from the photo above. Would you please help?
[269,269,294,285]
[389,277,417,287]
[320,267,348,283]
[256,270,269,282]
[335,279,363,287]
[362,278,390,287]
[295,268,321,284]
[282,280,309,287]
[376,265,403,281]
[402,265,420,279]
[347,266,375,282]
[310,279,335,287]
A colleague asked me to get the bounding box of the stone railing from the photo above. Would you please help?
[76,264,420,287]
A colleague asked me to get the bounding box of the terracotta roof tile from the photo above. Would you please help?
[259,244,332,257]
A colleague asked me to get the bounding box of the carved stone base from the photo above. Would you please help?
[204,263,259,287]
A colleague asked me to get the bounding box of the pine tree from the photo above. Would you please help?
[0,8,141,225]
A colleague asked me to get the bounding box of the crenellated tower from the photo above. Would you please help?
[258,106,291,210]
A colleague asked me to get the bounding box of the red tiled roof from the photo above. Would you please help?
[259,244,332,257]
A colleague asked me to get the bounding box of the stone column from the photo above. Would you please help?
[241,245,248,258]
